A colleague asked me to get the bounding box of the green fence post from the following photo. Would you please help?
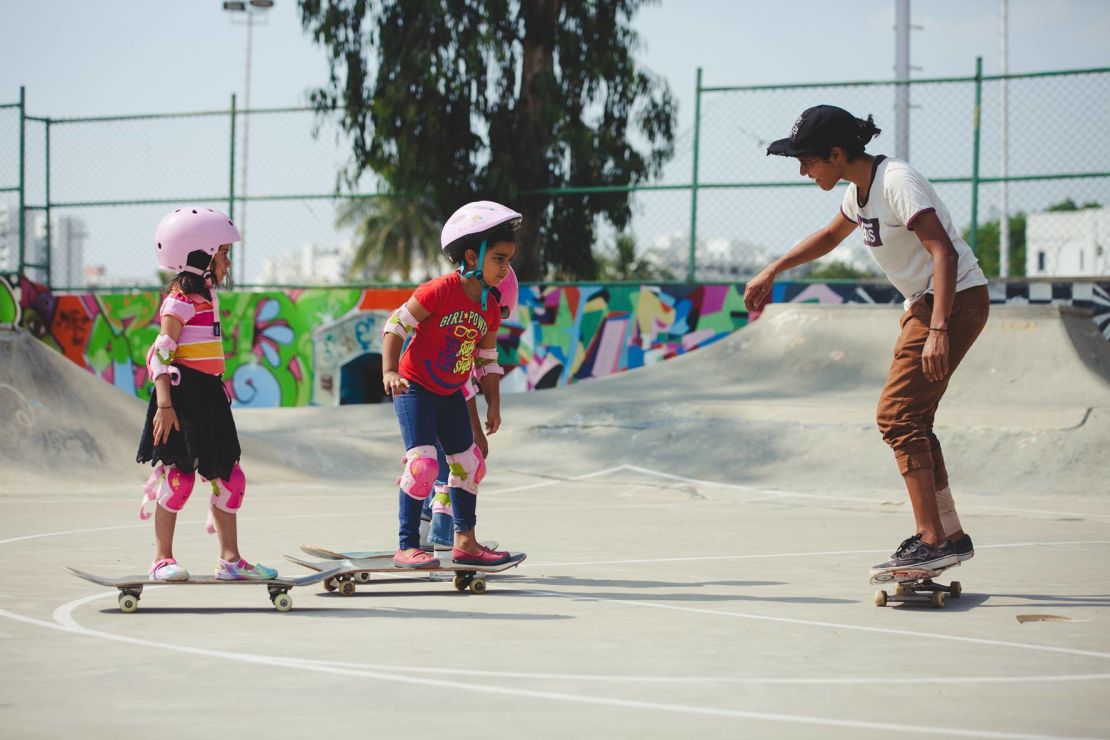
[44,118,51,289]
[17,86,25,278]
[970,56,983,254]
[688,67,702,283]
[228,94,238,283]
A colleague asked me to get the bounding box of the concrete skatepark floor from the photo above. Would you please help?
[1,304,1108,739]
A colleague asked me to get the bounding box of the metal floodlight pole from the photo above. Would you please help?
[970,57,983,254]
[999,0,1011,277]
[894,0,911,160]
[223,0,273,285]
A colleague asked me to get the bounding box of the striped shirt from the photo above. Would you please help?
[161,292,225,376]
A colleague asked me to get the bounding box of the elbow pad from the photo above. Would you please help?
[473,347,503,379]
[146,334,181,385]
[382,304,419,341]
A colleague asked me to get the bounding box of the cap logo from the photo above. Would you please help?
[790,115,804,141]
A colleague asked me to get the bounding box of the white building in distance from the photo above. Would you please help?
[1026,207,1110,277]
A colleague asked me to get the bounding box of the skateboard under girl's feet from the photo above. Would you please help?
[285,552,526,595]
[869,563,963,609]
[66,565,342,613]
[299,542,499,561]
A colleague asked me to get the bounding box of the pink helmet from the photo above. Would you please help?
[440,201,522,263]
[154,206,240,275]
[496,266,519,318]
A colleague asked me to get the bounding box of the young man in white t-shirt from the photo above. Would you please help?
[743,105,990,576]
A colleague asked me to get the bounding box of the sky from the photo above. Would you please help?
[2,0,1109,283]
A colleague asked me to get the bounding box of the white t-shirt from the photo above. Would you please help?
[840,156,987,309]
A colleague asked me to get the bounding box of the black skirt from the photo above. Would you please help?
[136,365,241,482]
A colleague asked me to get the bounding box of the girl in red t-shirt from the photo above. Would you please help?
[380,201,521,569]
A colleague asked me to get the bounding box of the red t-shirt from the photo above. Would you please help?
[399,272,502,395]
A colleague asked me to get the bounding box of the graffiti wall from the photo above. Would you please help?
[6,274,1108,407]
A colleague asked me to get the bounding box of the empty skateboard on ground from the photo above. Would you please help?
[66,566,342,613]
[870,563,962,608]
[288,550,526,595]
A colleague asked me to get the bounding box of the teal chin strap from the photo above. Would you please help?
[461,239,492,310]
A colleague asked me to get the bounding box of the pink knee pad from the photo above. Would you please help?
[211,463,246,513]
[138,464,165,520]
[139,465,195,514]
[446,443,486,494]
[398,445,439,500]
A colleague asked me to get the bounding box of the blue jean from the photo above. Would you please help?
[393,383,476,550]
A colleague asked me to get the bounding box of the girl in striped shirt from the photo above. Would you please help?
[135,207,278,582]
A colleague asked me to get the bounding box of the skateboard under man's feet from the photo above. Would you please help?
[66,565,342,613]
[869,563,963,608]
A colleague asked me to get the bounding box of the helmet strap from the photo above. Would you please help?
[203,270,221,337]
[461,239,491,310]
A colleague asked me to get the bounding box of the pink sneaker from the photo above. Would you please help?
[451,545,512,566]
[393,549,440,569]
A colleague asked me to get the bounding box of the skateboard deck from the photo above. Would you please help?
[66,565,342,613]
[284,552,526,595]
[869,562,963,608]
[300,542,499,561]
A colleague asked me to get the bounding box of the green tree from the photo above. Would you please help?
[336,195,442,280]
[597,233,674,281]
[808,261,879,280]
[299,0,676,282]
[1046,198,1101,212]
[963,212,1027,278]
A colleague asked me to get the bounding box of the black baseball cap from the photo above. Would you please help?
[766,105,862,158]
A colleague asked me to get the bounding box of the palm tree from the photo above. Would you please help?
[337,194,443,281]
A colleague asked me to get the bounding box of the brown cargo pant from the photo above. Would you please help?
[876,284,990,481]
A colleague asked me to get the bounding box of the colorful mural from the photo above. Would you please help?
[10,275,1110,407]
[0,275,20,328]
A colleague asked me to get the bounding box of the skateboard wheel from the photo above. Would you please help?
[118,593,139,613]
[873,590,887,607]
[323,578,337,592]
[356,572,371,583]
[339,581,357,597]
[950,581,962,599]
[894,584,908,596]
[470,578,487,594]
[931,591,945,609]
[272,593,293,612]
[452,574,469,591]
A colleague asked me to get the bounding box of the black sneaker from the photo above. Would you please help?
[872,537,958,574]
[950,533,974,562]
[891,534,921,559]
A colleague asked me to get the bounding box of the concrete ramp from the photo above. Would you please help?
[493,304,1110,496]
[0,330,388,491]
[1,303,1106,496]
[0,330,146,489]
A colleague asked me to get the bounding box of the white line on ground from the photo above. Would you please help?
[0,595,1080,740]
[502,586,1110,661]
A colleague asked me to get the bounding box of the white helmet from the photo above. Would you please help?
[440,201,522,263]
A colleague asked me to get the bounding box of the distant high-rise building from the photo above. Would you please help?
[22,213,88,287]
[52,216,88,288]
[0,205,12,272]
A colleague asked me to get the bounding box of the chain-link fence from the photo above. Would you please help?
[3,62,1108,289]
